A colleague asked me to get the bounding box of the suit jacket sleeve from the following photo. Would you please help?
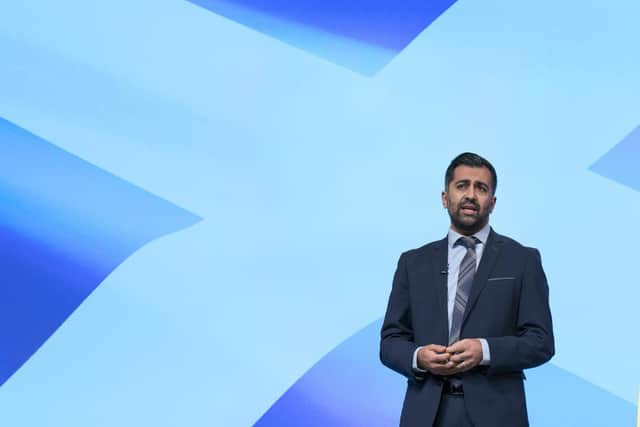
[380,253,423,380]
[486,248,555,374]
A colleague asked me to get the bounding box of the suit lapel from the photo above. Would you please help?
[462,229,504,325]
[429,237,450,344]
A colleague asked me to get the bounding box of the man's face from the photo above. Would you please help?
[441,165,496,235]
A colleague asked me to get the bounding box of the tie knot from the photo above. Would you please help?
[456,236,478,250]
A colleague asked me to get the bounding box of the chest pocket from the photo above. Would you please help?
[486,277,517,286]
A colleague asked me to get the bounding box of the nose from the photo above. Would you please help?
[464,186,477,201]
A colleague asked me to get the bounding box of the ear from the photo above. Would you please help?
[441,191,448,209]
[489,196,497,213]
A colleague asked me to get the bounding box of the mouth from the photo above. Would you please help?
[460,205,478,215]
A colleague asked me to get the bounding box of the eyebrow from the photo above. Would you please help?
[454,179,490,188]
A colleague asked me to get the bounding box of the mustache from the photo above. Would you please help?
[458,199,479,210]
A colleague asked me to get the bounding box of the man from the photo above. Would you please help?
[380,152,554,427]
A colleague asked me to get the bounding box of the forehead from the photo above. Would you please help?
[450,165,492,186]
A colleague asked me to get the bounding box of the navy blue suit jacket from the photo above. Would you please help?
[380,229,554,427]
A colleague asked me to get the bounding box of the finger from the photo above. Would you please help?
[449,351,470,363]
[445,342,465,354]
[431,363,458,376]
[432,357,457,369]
[419,348,448,363]
[426,344,448,353]
[445,362,465,374]
[430,352,451,364]
[451,353,469,363]
[448,339,473,353]
[460,358,480,371]
[449,360,470,374]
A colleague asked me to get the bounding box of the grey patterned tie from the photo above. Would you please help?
[449,236,479,345]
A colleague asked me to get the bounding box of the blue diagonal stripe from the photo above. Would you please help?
[186,0,458,75]
[0,117,201,386]
[590,125,640,192]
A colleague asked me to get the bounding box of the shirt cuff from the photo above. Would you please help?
[479,338,491,365]
[412,346,427,373]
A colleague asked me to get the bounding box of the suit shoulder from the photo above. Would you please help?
[399,239,444,261]
[493,232,541,257]
[404,239,442,254]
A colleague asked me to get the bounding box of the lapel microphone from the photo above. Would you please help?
[440,264,449,275]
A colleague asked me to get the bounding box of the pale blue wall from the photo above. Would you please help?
[0,1,638,425]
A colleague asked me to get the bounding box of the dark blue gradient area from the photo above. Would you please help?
[254,319,636,426]
[186,0,457,75]
[590,124,640,191]
[0,117,201,386]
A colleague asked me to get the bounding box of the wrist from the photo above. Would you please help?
[412,346,427,373]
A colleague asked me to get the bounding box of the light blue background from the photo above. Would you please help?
[0,1,638,425]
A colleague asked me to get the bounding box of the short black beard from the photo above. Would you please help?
[447,198,488,235]
[449,213,487,235]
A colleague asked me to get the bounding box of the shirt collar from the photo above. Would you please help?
[447,222,491,249]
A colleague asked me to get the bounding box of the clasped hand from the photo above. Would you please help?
[417,339,483,376]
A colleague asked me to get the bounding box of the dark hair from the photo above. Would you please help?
[445,152,497,194]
